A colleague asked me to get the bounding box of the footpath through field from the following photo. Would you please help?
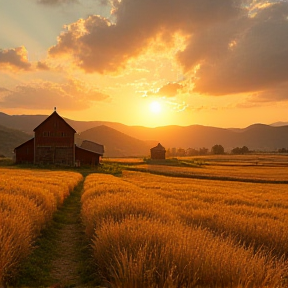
[49,178,88,287]
[14,176,100,288]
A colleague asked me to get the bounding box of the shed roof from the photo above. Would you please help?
[80,140,104,155]
[14,138,34,152]
[33,111,76,133]
[75,145,103,156]
[150,143,166,151]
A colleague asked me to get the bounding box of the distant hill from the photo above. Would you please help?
[270,121,288,127]
[0,124,31,158]
[0,112,47,135]
[0,112,130,135]
[1,111,288,155]
[77,125,153,157]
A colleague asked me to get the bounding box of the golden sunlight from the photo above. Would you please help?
[149,101,162,114]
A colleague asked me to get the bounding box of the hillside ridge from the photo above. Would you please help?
[1,112,288,157]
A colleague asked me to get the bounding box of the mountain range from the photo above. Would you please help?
[0,111,287,158]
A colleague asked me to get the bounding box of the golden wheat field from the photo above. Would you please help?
[131,162,288,182]
[0,168,83,285]
[81,170,288,288]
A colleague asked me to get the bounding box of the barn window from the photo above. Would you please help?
[43,131,47,137]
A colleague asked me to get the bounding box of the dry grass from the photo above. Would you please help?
[103,158,145,165]
[130,163,288,182]
[81,172,288,288]
[0,168,83,285]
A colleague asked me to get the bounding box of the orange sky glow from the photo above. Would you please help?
[1,0,288,128]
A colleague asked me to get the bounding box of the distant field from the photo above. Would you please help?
[103,157,145,164]
[114,154,288,183]
[82,171,288,288]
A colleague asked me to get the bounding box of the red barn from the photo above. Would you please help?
[14,110,104,166]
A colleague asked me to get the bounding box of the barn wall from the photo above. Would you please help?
[34,112,75,165]
[75,146,100,166]
[151,150,166,160]
[15,139,34,163]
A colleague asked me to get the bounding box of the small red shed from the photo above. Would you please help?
[150,143,166,160]
[14,138,34,164]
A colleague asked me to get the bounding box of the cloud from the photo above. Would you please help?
[0,87,10,93]
[181,2,288,97]
[36,61,50,70]
[0,47,32,71]
[46,0,288,103]
[148,82,185,98]
[49,0,241,73]
[36,0,78,5]
[245,82,288,104]
[0,79,110,110]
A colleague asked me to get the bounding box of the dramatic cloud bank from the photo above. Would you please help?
[188,2,288,97]
[47,0,288,102]
[49,0,239,73]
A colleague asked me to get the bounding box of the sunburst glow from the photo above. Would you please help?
[150,101,162,114]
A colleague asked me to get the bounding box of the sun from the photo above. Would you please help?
[149,101,162,114]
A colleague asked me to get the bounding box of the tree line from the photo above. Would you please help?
[166,145,288,157]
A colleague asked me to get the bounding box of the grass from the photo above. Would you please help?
[0,169,83,287]
[127,161,288,183]
[2,154,288,287]
[143,157,203,167]
[123,171,288,257]
[81,172,288,287]
[0,158,14,166]
[11,176,101,287]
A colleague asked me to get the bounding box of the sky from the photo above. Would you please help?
[1,0,288,128]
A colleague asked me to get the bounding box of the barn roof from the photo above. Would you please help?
[33,111,76,133]
[14,138,34,152]
[150,143,166,151]
[80,140,104,155]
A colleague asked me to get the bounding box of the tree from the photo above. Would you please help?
[199,147,208,155]
[231,146,249,154]
[177,148,186,157]
[166,148,171,157]
[211,144,224,155]
[186,148,199,156]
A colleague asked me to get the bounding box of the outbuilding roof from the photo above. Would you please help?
[80,140,104,155]
[14,138,34,152]
[150,143,166,151]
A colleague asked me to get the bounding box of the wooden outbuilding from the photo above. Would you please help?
[75,140,105,166]
[13,138,34,164]
[150,143,166,160]
[14,110,104,166]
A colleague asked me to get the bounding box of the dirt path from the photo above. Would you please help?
[50,186,85,286]
[13,177,100,288]
[49,178,97,288]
